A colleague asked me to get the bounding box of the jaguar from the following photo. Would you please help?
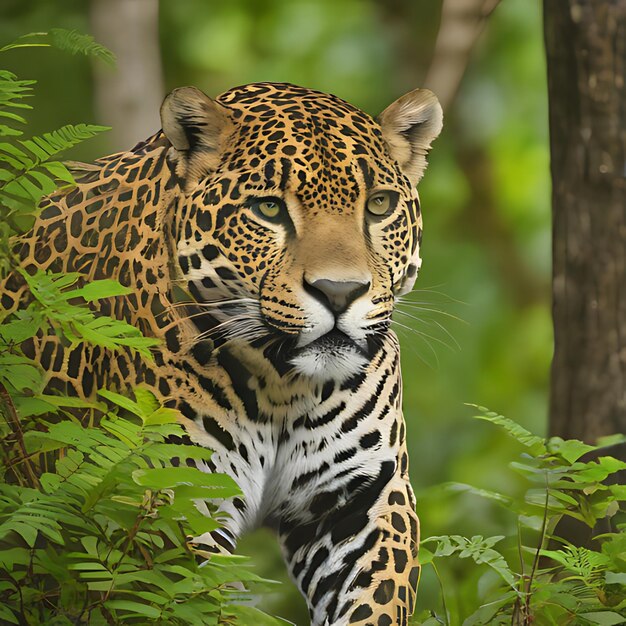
[2,82,442,625]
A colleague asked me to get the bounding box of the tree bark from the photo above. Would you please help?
[90,0,164,152]
[545,0,626,441]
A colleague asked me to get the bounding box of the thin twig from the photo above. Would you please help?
[525,473,550,622]
[431,561,450,626]
[0,382,40,488]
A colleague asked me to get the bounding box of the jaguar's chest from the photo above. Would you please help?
[177,345,402,532]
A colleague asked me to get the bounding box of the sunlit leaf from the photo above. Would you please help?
[104,600,161,618]
[72,280,131,302]
[133,466,241,497]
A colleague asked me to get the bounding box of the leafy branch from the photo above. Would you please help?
[0,28,116,66]
[414,407,626,625]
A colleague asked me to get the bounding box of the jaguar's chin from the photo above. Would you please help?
[289,329,369,382]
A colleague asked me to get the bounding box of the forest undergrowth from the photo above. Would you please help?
[0,32,624,626]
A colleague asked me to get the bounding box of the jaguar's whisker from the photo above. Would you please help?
[390,320,440,369]
[395,302,466,324]
[393,309,461,351]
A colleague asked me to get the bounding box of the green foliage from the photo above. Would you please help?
[1,6,556,620]
[0,124,108,212]
[1,10,618,625]
[0,32,109,266]
[0,269,161,422]
[0,387,285,625]
[0,56,106,276]
[0,33,287,625]
[19,270,158,357]
[413,407,626,625]
[0,28,116,66]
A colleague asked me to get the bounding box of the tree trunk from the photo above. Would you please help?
[90,0,164,152]
[545,0,626,442]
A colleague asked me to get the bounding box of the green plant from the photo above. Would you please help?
[0,386,285,625]
[0,31,111,271]
[413,408,626,626]
[0,31,287,625]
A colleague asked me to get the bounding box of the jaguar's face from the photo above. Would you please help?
[164,83,442,380]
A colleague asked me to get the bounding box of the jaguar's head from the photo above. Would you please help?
[163,82,442,381]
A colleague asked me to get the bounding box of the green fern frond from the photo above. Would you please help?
[22,124,110,160]
[17,270,159,360]
[467,404,547,454]
[1,30,115,66]
[0,485,66,546]
[422,534,519,591]
[0,124,108,175]
[0,70,34,123]
[541,545,612,581]
[0,124,109,211]
[49,29,116,65]
[0,35,111,175]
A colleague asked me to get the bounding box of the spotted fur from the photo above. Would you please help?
[1,83,442,625]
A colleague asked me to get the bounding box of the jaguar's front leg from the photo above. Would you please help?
[280,440,420,626]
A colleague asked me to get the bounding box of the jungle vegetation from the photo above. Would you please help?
[0,1,624,624]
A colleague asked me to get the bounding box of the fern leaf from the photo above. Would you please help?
[0,110,29,124]
[19,124,109,164]
[1,30,115,66]
[540,546,611,581]
[444,482,514,508]
[40,161,75,183]
[75,318,158,360]
[12,124,107,173]
[423,534,519,590]
[0,353,43,392]
[10,176,44,203]
[0,487,64,546]
[467,404,547,454]
[0,142,33,168]
[0,186,33,212]
[0,71,35,110]
[0,33,49,54]
[0,125,108,207]
[48,29,116,66]
[0,121,25,138]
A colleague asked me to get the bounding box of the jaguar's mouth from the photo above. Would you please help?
[288,327,374,381]
[307,328,365,353]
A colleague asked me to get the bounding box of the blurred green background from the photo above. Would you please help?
[0,0,551,622]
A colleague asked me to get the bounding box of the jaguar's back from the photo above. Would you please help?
[3,82,442,625]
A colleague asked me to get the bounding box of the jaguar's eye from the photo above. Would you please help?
[250,198,284,221]
[257,200,280,218]
[366,191,395,217]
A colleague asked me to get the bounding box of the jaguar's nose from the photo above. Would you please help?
[304,277,371,315]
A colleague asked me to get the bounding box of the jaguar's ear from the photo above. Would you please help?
[377,88,443,186]
[160,86,233,183]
